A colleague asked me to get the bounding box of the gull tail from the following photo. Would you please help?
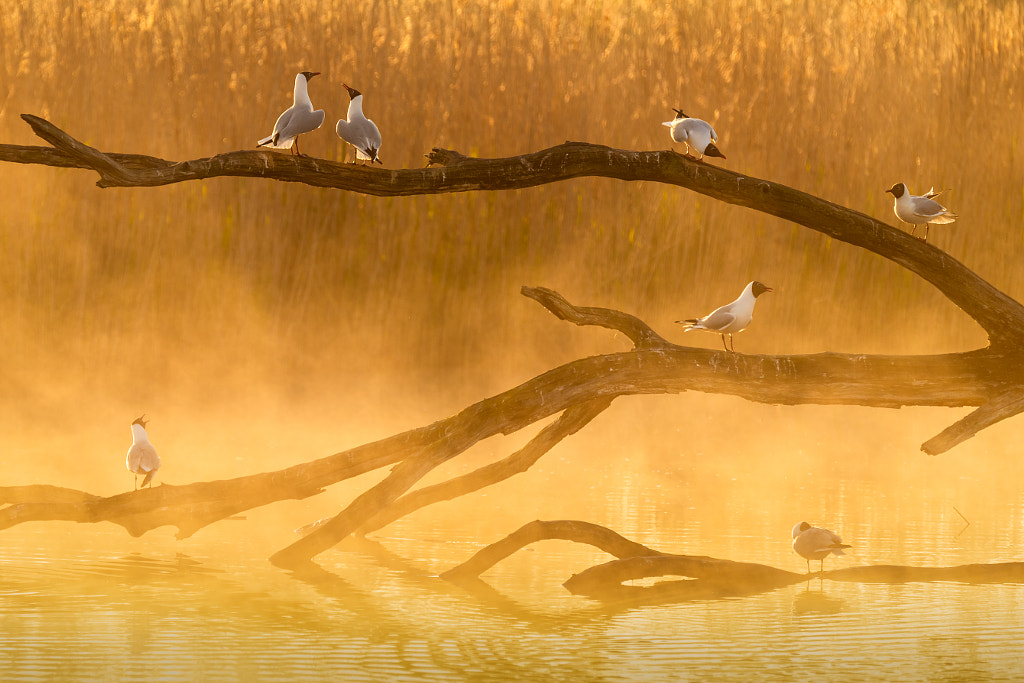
[257,135,275,147]
[675,318,700,331]
[930,212,958,224]
[140,470,155,487]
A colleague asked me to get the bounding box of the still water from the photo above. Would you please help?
[2,401,1023,681]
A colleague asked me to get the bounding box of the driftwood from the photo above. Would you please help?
[4,115,1024,568]
[442,520,1024,605]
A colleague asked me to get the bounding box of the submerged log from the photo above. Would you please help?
[442,520,1024,605]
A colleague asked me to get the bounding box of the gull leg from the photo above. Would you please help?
[720,334,730,352]
[924,223,930,242]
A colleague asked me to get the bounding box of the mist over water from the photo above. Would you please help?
[2,0,1024,679]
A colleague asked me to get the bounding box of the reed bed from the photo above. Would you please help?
[0,0,1022,452]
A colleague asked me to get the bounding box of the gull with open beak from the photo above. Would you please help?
[125,415,160,490]
[676,280,772,352]
[336,83,383,164]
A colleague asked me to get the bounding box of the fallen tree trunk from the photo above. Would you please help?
[5,116,1024,566]
[0,284,1021,562]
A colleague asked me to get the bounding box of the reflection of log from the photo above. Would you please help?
[442,520,1024,604]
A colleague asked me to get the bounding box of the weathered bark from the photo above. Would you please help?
[5,114,1023,350]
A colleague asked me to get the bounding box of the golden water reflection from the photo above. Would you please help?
[2,399,1023,681]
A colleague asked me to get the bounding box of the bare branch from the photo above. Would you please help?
[440,520,665,583]
[921,390,1024,455]
[355,397,613,535]
[4,115,1024,346]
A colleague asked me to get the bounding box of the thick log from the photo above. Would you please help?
[6,115,1024,349]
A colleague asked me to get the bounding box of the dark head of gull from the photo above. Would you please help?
[343,83,362,100]
[751,281,773,298]
[703,142,726,159]
[300,71,321,82]
[885,182,907,198]
[671,108,688,119]
[132,414,149,428]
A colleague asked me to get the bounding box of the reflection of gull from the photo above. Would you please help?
[885,182,957,241]
[126,415,160,490]
[793,585,844,615]
[676,280,772,352]
[257,72,326,156]
[662,109,726,160]
[792,522,850,573]
[336,84,383,164]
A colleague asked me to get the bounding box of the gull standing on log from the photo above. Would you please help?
[663,109,726,160]
[257,71,325,156]
[792,522,851,574]
[676,281,772,352]
[336,84,383,164]
[885,182,958,241]
[126,415,160,490]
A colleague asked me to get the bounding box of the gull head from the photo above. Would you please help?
[704,142,726,159]
[792,521,812,538]
[751,281,773,297]
[886,182,907,199]
[671,108,688,119]
[300,71,321,82]
[132,414,149,429]
[343,83,362,100]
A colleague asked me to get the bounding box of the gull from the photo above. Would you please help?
[336,83,383,164]
[792,522,851,574]
[676,281,772,352]
[257,71,325,156]
[885,182,958,241]
[126,415,160,490]
[663,109,726,160]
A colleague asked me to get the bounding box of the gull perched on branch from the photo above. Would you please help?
[885,182,958,241]
[125,415,160,490]
[676,280,772,352]
[663,109,726,161]
[257,71,326,156]
[792,522,851,573]
[336,84,383,164]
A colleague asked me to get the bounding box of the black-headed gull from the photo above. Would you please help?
[663,109,726,161]
[336,84,383,165]
[885,182,958,241]
[676,281,772,352]
[126,415,160,490]
[791,522,850,573]
[257,71,326,156]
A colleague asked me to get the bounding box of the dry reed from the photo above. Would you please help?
[0,0,1022,464]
